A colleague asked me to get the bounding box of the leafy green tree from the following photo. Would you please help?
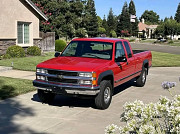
[129,0,138,36]
[175,3,180,22]
[117,2,130,36]
[83,0,98,37]
[155,19,179,38]
[75,28,87,37]
[98,27,106,35]
[155,24,165,37]
[140,10,160,24]
[107,8,116,35]
[110,30,117,38]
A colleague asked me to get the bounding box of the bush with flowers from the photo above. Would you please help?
[105,79,180,134]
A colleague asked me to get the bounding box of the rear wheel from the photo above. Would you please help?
[95,80,112,110]
[136,68,147,87]
[38,89,55,103]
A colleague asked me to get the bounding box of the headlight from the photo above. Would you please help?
[37,68,47,74]
[79,72,92,77]
[78,72,97,85]
[37,75,46,81]
[79,80,92,85]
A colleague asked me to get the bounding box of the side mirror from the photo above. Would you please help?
[115,57,127,62]
[54,52,61,57]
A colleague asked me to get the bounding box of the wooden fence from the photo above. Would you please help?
[34,32,55,52]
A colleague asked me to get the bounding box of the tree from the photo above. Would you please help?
[155,19,179,39]
[140,10,160,24]
[97,16,103,28]
[175,3,180,22]
[98,27,106,35]
[110,30,117,38]
[107,8,116,35]
[83,0,98,37]
[129,0,138,36]
[117,2,130,36]
[75,28,87,37]
[102,15,108,35]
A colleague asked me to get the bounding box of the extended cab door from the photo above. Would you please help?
[113,41,129,86]
[123,41,136,75]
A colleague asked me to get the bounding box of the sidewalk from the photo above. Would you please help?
[0,66,35,80]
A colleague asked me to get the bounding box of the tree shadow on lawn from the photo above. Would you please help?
[0,84,45,133]
[32,79,136,109]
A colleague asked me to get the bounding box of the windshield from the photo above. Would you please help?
[61,41,113,60]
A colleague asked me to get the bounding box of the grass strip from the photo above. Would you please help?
[0,77,35,100]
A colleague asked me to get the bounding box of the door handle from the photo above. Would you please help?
[126,62,129,65]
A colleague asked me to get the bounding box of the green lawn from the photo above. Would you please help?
[140,39,156,43]
[0,52,54,71]
[0,77,35,100]
[152,51,180,67]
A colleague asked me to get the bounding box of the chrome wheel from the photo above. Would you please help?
[104,87,111,104]
[142,70,146,83]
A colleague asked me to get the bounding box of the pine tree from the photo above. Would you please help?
[175,3,180,22]
[102,15,108,34]
[83,0,98,37]
[129,0,138,36]
[107,8,116,35]
[117,2,130,36]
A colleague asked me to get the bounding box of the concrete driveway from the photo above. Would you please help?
[0,67,180,134]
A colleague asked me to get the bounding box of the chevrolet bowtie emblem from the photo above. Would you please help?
[58,75,63,79]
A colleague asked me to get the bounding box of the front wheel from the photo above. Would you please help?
[136,68,147,87]
[38,89,55,103]
[95,80,112,110]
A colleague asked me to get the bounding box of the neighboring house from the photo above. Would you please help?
[0,0,48,55]
[138,19,158,39]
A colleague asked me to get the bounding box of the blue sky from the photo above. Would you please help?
[94,0,180,20]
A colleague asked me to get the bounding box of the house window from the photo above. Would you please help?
[17,22,30,44]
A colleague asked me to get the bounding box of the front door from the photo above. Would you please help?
[113,42,129,87]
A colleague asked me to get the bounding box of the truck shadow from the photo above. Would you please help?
[32,79,136,109]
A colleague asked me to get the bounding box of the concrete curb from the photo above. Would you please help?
[0,66,13,72]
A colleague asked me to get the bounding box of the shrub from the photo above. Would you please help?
[6,45,25,58]
[168,40,174,44]
[27,46,41,56]
[128,37,136,42]
[110,30,117,38]
[105,80,180,134]
[3,54,11,59]
[55,40,67,52]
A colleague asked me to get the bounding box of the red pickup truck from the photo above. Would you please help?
[33,38,152,109]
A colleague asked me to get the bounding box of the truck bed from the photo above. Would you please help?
[133,50,148,54]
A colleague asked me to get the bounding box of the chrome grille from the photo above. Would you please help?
[46,69,79,84]
[48,70,78,76]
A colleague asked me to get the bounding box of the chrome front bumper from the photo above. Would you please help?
[33,80,100,95]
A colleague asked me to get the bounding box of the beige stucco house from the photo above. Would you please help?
[0,0,48,55]
[138,19,158,39]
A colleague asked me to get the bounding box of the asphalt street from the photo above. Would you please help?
[131,42,180,55]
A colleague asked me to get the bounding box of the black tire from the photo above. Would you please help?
[136,68,147,87]
[95,80,112,110]
[38,89,55,103]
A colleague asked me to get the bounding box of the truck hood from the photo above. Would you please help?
[37,56,112,72]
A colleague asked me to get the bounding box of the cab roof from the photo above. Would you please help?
[72,37,128,43]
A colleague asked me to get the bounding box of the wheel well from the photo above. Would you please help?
[101,75,114,88]
[144,63,149,75]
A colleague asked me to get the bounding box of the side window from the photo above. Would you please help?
[124,41,132,58]
[115,42,126,60]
